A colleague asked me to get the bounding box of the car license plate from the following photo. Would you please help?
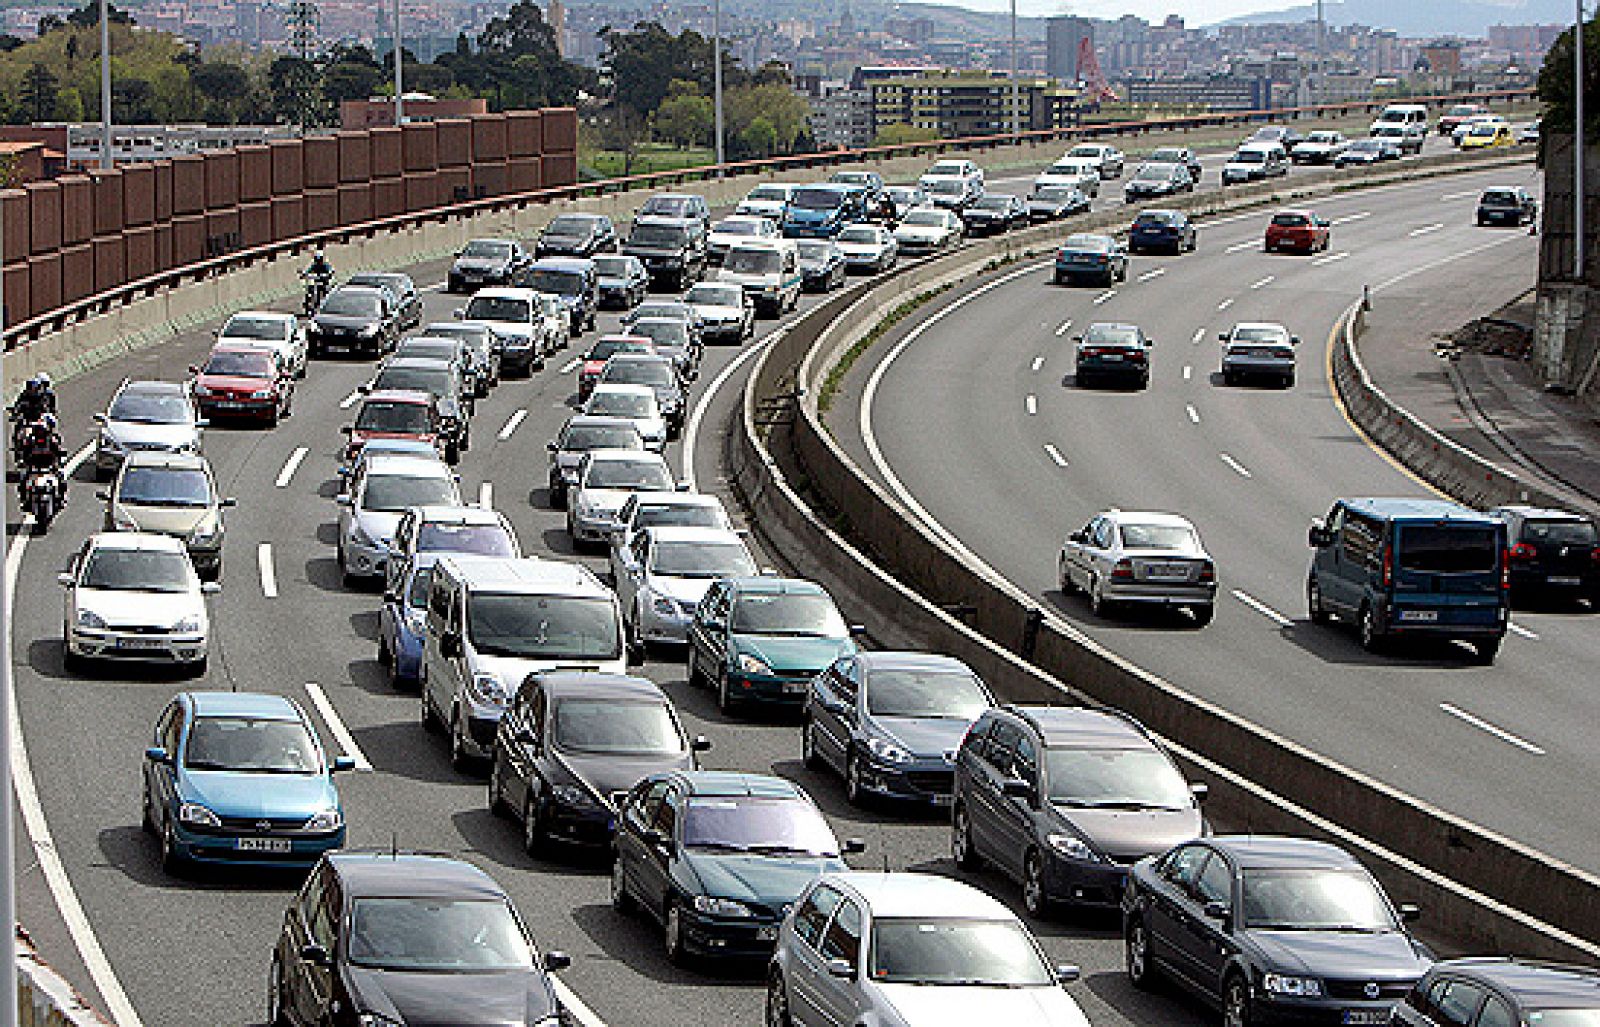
[1145,564,1188,579]
[237,837,292,853]
[116,637,167,649]
[1101,353,1123,361]
[1342,1012,1388,1025]
[1398,609,1438,622]
[932,794,954,807]
[1549,576,1582,585]
[756,925,778,941]
[783,681,807,695]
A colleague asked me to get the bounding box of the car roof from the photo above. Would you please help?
[207,341,278,356]
[328,284,388,299]
[1102,510,1194,527]
[121,450,208,471]
[633,215,699,229]
[380,356,452,371]
[529,257,595,272]
[1003,705,1150,748]
[351,271,409,284]
[185,690,301,720]
[1207,835,1362,869]
[628,490,722,509]
[117,379,188,397]
[437,555,603,596]
[606,353,675,366]
[550,212,606,223]
[88,530,187,553]
[715,214,770,225]
[643,525,745,547]
[327,852,507,901]
[1342,497,1499,524]
[855,651,974,675]
[726,576,825,597]
[225,309,295,322]
[675,771,803,798]
[564,414,643,433]
[590,383,655,399]
[827,872,1017,920]
[534,672,668,703]
[363,454,452,477]
[1427,958,1600,1007]
[362,388,434,406]
[1491,505,1590,522]
[472,287,539,299]
[408,504,506,525]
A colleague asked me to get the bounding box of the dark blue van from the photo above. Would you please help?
[781,184,869,239]
[1306,498,1509,663]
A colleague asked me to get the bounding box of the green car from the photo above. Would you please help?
[686,576,859,714]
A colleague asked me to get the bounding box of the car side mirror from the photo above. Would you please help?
[546,441,558,452]
[93,413,107,425]
[201,582,222,595]
[1068,531,1087,544]
[1055,963,1081,984]
[676,480,692,492]
[1308,522,1332,548]
[515,728,536,745]
[331,756,356,773]
[221,497,238,508]
[341,424,354,434]
[144,746,171,765]
[335,495,353,507]
[1289,336,1301,346]
[357,384,371,394]
[1218,332,1229,342]
[1398,903,1421,923]
[691,735,712,752]
[188,365,200,375]
[440,632,463,658]
[1203,900,1231,922]
[453,308,465,320]
[1190,782,1209,803]
[95,490,110,501]
[299,943,331,967]
[643,828,669,850]
[545,950,572,972]
[1001,778,1036,805]
[56,572,74,587]
[842,837,866,855]
[825,958,854,979]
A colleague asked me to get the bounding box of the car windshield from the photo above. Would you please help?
[1065,235,1112,253]
[562,424,643,452]
[1083,325,1141,345]
[463,241,512,259]
[356,401,431,434]
[1032,187,1075,202]
[1526,1014,1600,1026]
[587,392,657,419]
[713,219,762,237]
[748,185,788,201]
[929,162,968,175]
[466,297,531,323]
[405,567,432,608]
[347,898,534,972]
[587,339,650,362]
[730,592,846,637]
[584,458,671,490]
[373,367,451,397]
[527,269,585,296]
[1350,140,1382,152]
[636,503,727,531]
[604,361,676,388]
[1271,214,1311,227]
[687,284,743,306]
[321,292,382,316]
[1231,150,1265,163]
[117,467,210,507]
[593,256,632,277]
[887,188,920,202]
[553,699,682,755]
[634,303,689,321]
[203,351,273,378]
[925,179,964,196]
[791,188,845,210]
[545,215,592,236]
[1046,747,1192,809]
[80,548,191,592]
[796,242,835,260]
[108,390,191,424]
[1397,526,1500,573]
[184,716,319,773]
[651,540,754,579]
[1307,133,1339,144]
[222,316,288,340]
[901,211,946,227]
[1470,124,1498,136]
[629,224,687,247]
[1151,149,1187,162]
[1241,868,1395,931]
[724,248,781,274]
[631,321,689,347]
[643,197,696,217]
[1522,519,1597,544]
[1135,213,1177,227]
[832,172,872,185]
[868,918,1053,986]
[838,227,878,244]
[417,522,516,557]
[1119,523,1196,550]
[466,593,620,660]
[866,669,989,719]
[361,473,456,513]
[1069,146,1103,159]
[1135,165,1175,181]
[681,796,839,855]
[973,196,1011,211]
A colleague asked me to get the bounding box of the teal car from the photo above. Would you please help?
[141,691,353,873]
[686,576,860,715]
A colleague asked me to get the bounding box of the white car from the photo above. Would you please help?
[1033,158,1100,197]
[707,214,780,265]
[735,183,797,221]
[60,532,218,672]
[769,872,1091,1027]
[919,158,984,188]
[337,454,461,583]
[608,490,736,558]
[835,224,899,274]
[565,449,676,546]
[458,287,554,376]
[217,311,308,379]
[612,526,757,647]
[1290,130,1348,164]
[1057,509,1217,625]
[683,281,754,344]
[893,208,964,256]
[584,383,668,452]
[1066,142,1125,178]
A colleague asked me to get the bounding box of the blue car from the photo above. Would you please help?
[379,553,439,687]
[781,184,869,239]
[141,691,353,873]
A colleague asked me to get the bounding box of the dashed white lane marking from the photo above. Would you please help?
[275,446,308,488]
[419,281,448,293]
[1409,222,1445,237]
[1031,355,1046,372]
[1219,452,1253,477]
[1312,251,1351,266]
[1183,365,1193,381]
[1250,275,1275,290]
[1138,268,1166,282]
[498,409,527,440]
[1439,703,1546,755]
[1507,621,1539,640]
[1054,319,1073,337]
[1025,394,1038,415]
[1225,240,1258,253]
[303,684,373,771]
[339,390,363,409]
[558,357,582,374]
[478,482,494,509]
[1440,189,1477,201]
[1093,289,1116,305]
[1043,444,1069,467]
[258,543,278,599]
[1332,211,1372,225]
[1191,327,1206,345]
[1186,404,1201,424]
[552,978,608,1027]
[5,444,146,1027]
[1232,588,1294,627]
[1217,298,1235,311]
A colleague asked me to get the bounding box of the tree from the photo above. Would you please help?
[55,85,84,121]
[1537,14,1599,137]
[268,55,324,126]
[874,123,939,146]
[599,22,736,120]
[724,82,811,157]
[321,60,383,105]
[65,1,133,29]
[652,84,712,148]
[740,115,778,158]
[19,63,58,123]
[190,60,250,122]
[478,0,558,57]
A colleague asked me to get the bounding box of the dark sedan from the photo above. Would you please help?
[1123,836,1430,1027]
[1476,186,1538,227]
[610,771,861,966]
[1393,957,1600,1027]
[448,237,532,293]
[594,254,649,309]
[1128,209,1197,254]
[1075,322,1153,388]
[269,852,570,1027]
[1054,233,1127,286]
[1124,162,1194,201]
[364,357,470,460]
[796,240,847,292]
[536,212,618,257]
[1148,146,1203,182]
[347,272,422,331]
[961,193,1029,236]
[1491,504,1599,604]
[1027,185,1091,222]
[308,286,398,358]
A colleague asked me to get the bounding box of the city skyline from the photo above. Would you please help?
[922,0,1556,28]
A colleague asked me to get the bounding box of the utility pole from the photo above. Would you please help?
[97,0,112,167]
[1010,0,1020,138]
[392,0,404,125]
[713,0,725,167]
[1577,0,1586,279]
[1315,0,1324,108]
[0,185,14,1027]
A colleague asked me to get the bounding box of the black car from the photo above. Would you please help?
[448,237,533,293]
[610,770,861,965]
[536,212,618,257]
[594,254,649,309]
[364,357,471,458]
[488,672,706,853]
[1027,185,1091,222]
[623,216,707,291]
[1491,505,1599,603]
[802,651,994,807]
[951,705,1205,916]
[347,272,422,331]
[961,193,1029,236]
[597,353,688,435]
[1074,322,1153,388]
[268,851,571,1027]
[1128,209,1197,254]
[1122,836,1430,1027]
[1392,957,1600,1027]
[546,415,645,507]
[796,240,847,292]
[308,285,399,359]
[1124,162,1194,201]
[1476,187,1538,227]
[390,336,481,402]
[1148,146,1203,183]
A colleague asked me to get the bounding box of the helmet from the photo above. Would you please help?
[314,248,326,260]
[37,372,50,387]
[23,377,42,394]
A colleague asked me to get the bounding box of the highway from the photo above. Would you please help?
[3,131,1530,1026]
[827,161,1600,884]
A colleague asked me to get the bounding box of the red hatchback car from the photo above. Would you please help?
[343,389,443,463]
[189,343,293,425]
[1264,209,1331,253]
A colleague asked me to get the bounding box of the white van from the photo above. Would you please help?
[717,238,803,317]
[1370,104,1428,135]
[421,555,626,766]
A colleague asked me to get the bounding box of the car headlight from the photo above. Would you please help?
[173,615,202,634]
[1262,974,1323,998]
[692,895,754,918]
[76,609,107,629]
[1047,832,1101,862]
[192,384,214,398]
[250,389,275,399]
[470,673,509,705]
[188,518,221,545]
[357,324,379,336]
[550,783,598,808]
[178,802,220,827]
[864,737,913,764]
[735,653,773,676]
[351,523,376,548]
[304,808,344,832]
[404,609,427,634]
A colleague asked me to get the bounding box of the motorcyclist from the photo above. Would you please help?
[17,412,66,505]
[301,249,335,311]
[11,374,57,460]
[876,193,897,225]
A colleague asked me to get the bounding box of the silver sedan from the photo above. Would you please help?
[836,224,899,274]
[1057,510,1217,625]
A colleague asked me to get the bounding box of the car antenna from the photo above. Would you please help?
[391,832,398,860]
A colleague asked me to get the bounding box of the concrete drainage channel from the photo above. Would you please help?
[729,146,1600,964]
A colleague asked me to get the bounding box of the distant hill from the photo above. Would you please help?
[1215,0,1573,37]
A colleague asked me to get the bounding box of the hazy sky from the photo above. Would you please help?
[935,0,1302,25]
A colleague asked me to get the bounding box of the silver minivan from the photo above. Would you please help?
[421,556,627,768]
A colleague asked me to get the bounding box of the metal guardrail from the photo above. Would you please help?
[2,86,1533,351]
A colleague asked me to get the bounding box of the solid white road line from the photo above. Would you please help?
[339,390,362,409]
[1332,211,1372,225]
[258,543,278,599]
[478,482,494,509]
[1225,240,1258,253]
[1025,394,1038,415]
[683,329,785,489]
[1138,268,1166,282]
[303,684,373,771]
[1219,452,1253,478]
[1250,275,1275,290]
[5,444,145,1027]
[557,357,581,374]
[1440,189,1477,201]
[1186,404,1201,424]
[1031,355,1046,372]
[1183,364,1193,381]
[1191,327,1206,345]
[1217,298,1234,311]
[497,409,527,440]
[1507,621,1539,640]
[275,447,308,488]
[552,978,608,1027]
[1232,588,1293,627]
[1093,289,1116,305]
[1054,319,1073,337]
[1043,444,1069,467]
[1312,251,1351,266]
[1409,222,1445,237]
[1439,703,1546,755]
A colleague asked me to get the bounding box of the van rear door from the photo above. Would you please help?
[1390,522,1506,630]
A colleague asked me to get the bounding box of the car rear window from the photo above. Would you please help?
[1271,214,1310,227]
[1521,520,1597,545]
[1397,525,1500,573]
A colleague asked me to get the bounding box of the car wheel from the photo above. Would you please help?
[488,754,510,817]
[766,974,794,1027]
[801,717,824,770]
[377,632,392,667]
[687,650,707,690]
[1223,974,1255,1027]
[1359,603,1384,652]
[1058,556,1077,595]
[844,750,867,807]
[664,902,690,966]
[1282,373,1295,388]
[522,792,546,856]
[1307,579,1331,625]
[952,803,983,871]
[450,708,475,771]
[1223,371,1237,387]
[1022,850,1051,919]
[610,856,636,915]
[1473,636,1502,665]
[444,441,460,465]
[1126,915,1158,990]
[548,483,565,510]
[1089,575,1114,618]
[1190,604,1215,628]
[717,668,736,715]
[140,784,156,834]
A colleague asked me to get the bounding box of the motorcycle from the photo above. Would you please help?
[302,273,332,316]
[20,466,64,531]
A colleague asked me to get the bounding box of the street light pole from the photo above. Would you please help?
[392,0,404,126]
[99,0,113,169]
[1010,0,1020,138]
[0,189,15,1026]
[1577,0,1586,279]
[713,0,725,167]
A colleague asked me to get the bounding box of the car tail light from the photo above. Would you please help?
[1509,542,1537,561]
[1502,552,1512,591]
[1381,544,1393,587]
[1198,562,1216,583]
[1111,560,1134,581]
[1591,546,1600,563]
